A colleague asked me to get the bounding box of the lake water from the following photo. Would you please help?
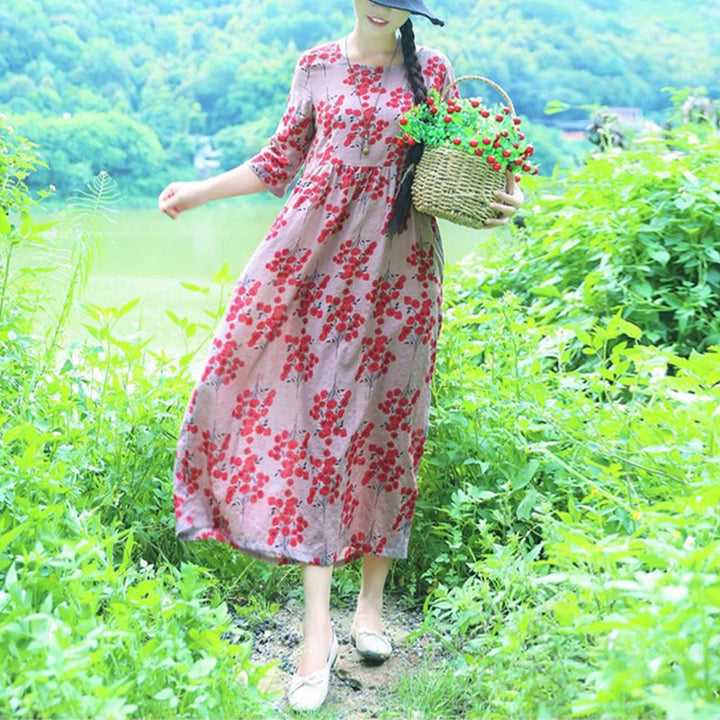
[34,199,499,361]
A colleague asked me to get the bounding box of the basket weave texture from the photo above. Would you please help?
[411,75,515,229]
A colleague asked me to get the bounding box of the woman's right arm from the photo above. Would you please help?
[158,162,268,220]
[160,53,315,220]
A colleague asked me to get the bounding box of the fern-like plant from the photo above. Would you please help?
[43,171,122,372]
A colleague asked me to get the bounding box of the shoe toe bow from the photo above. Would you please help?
[287,631,339,712]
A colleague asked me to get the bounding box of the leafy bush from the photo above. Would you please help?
[407,274,720,718]
[477,127,720,357]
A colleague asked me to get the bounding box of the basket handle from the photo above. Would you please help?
[442,75,515,115]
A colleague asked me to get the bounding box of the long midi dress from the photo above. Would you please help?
[173,40,456,566]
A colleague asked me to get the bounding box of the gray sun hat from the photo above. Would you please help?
[370,0,445,26]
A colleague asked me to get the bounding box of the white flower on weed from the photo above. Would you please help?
[50,184,56,192]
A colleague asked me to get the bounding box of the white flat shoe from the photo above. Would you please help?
[349,623,392,662]
[287,631,339,712]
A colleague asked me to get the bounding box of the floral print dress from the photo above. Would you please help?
[173,40,456,566]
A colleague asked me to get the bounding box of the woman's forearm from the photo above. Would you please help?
[159,162,270,218]
[199,162,269,202]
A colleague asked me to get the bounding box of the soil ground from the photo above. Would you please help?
[231,594,446,718]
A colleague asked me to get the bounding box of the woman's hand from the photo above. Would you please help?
[484,170,525,228]
[158,180,208,220]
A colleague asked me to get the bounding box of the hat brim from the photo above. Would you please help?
[371,1,445,26]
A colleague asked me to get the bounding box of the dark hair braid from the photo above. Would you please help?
[386,19,428,237]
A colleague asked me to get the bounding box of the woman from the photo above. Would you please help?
[159,0,523,711]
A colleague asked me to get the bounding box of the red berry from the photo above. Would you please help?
[399,117,408,126]
[514,174,522,183]
[408,137,416,145]
[493,140,501,148]
[475,148,484,156]
[427,96,435,105]
[469,139,479,148]
[493,163,503,171]
[532,168,539,175]
[502,149,511,158]
[482,137,492,145]
[513,117,522,125]
[502,130,509,137]
[518,132,526,140]
[453,137,462,146]
[514,158,523,166]
[430,106,438,114]
[525,144,535,156]
[481,109,490,118]
[470,100,480,108]
[522,163,532,172]
[444,115,452,123]
[495,113,504,122]
[503,107,512,114]
[512,142,519,149]
[487,155,496,164]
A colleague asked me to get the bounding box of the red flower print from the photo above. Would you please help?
[267,491,309,551]
[225,448,270,507]
[268,427,311,487]
[398,290,436,354]
[309,382,351,446]
[378,386,420,441]
[392,486,418,532]
[281,329,320,385]
[231,383,276,438]
[354,328,397,389]
[319,286,365,347]
[332,234,378,282]
[360,441,404,496]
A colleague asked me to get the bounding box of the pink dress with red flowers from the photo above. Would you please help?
[173,40,456,566]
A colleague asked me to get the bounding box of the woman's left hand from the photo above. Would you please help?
[483,170,525,228]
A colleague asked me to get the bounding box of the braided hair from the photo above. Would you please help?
[385,19,428,237]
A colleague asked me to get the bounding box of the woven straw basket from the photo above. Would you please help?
[412,75,515,229]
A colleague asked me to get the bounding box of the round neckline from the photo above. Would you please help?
[335,40,404,71]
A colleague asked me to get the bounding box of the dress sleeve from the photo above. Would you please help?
[247,57,315,198]
[423,49,459,102]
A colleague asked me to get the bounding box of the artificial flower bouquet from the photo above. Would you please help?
[398,76,538,228]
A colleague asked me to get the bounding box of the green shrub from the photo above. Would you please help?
[478,127,720,357]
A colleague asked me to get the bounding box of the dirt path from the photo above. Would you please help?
[235,595,444,718]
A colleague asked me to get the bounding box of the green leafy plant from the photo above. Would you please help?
[0,118,54,326]
[478,124,720,357]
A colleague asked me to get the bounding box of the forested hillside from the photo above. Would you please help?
[2,0,718,197]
